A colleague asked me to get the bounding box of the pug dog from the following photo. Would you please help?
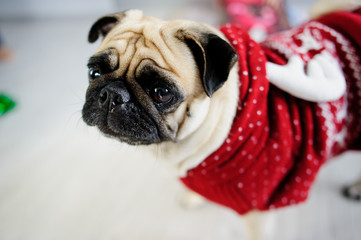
[82,7,361,239]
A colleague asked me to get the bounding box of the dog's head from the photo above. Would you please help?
[82,10,238,145]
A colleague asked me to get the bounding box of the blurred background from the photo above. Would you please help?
[0,0,361,239]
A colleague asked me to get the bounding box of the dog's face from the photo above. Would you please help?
[82,10,238,145]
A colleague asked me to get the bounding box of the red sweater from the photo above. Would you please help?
[180,10,361,215]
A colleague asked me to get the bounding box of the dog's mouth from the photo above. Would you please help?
[82,82,161,145]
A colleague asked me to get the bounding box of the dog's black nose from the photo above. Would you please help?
[98,84,131,111]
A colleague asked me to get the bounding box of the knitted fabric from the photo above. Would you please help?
[180,10,361,215]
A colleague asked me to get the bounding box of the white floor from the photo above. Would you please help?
[0,1,361,240]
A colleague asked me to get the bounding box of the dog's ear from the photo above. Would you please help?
[177,29,238,97]
[88,12,126,43]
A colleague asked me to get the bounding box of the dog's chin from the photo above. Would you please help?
[82,104,161,145]
[100,116,161,145]
[98,124,161,145]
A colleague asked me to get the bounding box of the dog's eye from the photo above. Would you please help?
[152,87,173,104]
[88,67,101,79]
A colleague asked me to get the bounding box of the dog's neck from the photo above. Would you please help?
[149,64,240,176]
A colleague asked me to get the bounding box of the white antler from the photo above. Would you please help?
[266,51,346,102]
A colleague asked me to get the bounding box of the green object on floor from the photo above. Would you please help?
[0,93,16,116]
